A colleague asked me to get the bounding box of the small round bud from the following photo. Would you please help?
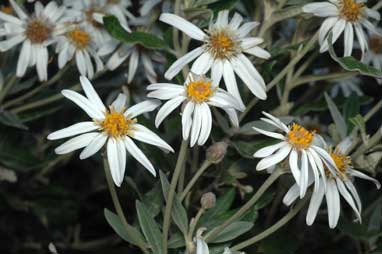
[206,141,228,164]
[201,192,216,209]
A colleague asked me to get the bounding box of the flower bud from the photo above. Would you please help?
[200,192,216,209]
[206,141,228,164]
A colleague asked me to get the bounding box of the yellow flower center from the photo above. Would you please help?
[25,19,52,44]
[1,5,13,15]
[99,109,136,138]
[325,149,352,178]
[287,123,315,150]
[369,36,382,54]
[186,78,215,103]
[67,28,91,49]
[340,0,364,22]
[207,30,238,59]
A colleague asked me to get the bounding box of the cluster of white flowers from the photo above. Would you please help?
[0,0,162,81]
[1,0,375,234]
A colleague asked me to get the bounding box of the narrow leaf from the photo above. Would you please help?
[104,208,139,245]
[159,171,189,235]
[136,201,163,254]
[210,221,254,243]
[324,93,347,139]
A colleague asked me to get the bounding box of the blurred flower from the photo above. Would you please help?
[330,76,362,97]
[147,73,243,147]
[253,112,338,197]
[160,10,270,107]
[56,24,104,78]
[0,0,66,81]
[364,29,382,84]
[303,0,380,57]
[48,76,173,187]
[283,138,380,228]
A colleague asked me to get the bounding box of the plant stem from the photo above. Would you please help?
[180,160,211,201]
[204,169,283,242]
[3,64,71,109]
[290,72,357,89]
[102,156,148,253]
[162,139,189,254]
[230,196,308,251]
[0,75,18,105]
[352,129,382,159]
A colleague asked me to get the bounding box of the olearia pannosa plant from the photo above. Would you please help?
[0,0,381,253]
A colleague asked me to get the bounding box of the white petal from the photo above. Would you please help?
[283,183,300,206]
[237,22,259,38]
[0,34,25,51]
[240,37,264,50]
[354,23,368,57]
[223,108,239,128]
[16,40,31,77]
[254,141,287,158]
[0,8,23,25]
[61,90,105,120]
[80,76,106,113]
[154,97,185,127]
[48,122,99,140]
[124,136,156,176]
[229,12,243,30]
[244,46,271,59]
[302,2,338,17]
[262,111,289,133]
[326,180,340,228]
[211,59,223,87]
[289,149,301,185]
[336,178,361,222]
[160,13,206,41]
[222,60,245,109]
[306,179,325,225]
[252,126,285,140]
[319,17,338,45]
[147,87,184,100]
[164,47,204,80]
[124,99,161,118]
[348,169,381,189]
[79,133,108,159]
[191,52,213,75]
[182,101,194,140]
[365,8,380,20]
[320,19,346,53]
[55,132,98,155]
[196,237,209,254]
[111,93,127,112]
[197,103,212,145]
[299,150,309,198]
[107,138,126,187]
[190,103,203,147]
[344,180,362,212]
[344,22,354,56]
[215,10,229,26]
[307,150,320,193]
[127,48,139,83]
[256,144,291,171]
[131,124,174,152]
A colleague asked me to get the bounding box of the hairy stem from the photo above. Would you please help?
[205,169,283,242]
[180,160,212,201]
[102,156,148,253]
[230,196,308,251]
[162,139,189,254]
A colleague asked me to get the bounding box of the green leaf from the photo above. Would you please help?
[103,16,166,49]
[104,208,136,244]
[328,33,382,78]
[200,188,236,224]
[0,111,28,130]
[159,171,189,235]
[168,233,185,249]
[349,114,368,143]
[136,200,163,254]
[343,93,360,130]
[208,0,238,12]
[142,183,164,217]
[210,221,254,243]
[325,93,347,138]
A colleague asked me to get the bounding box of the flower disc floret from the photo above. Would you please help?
[340,0,364,22]
[287,123,315,150]
[325,149,352,178]
[206,29,239,59]
[186,79,215,103]
[25,19,52,44]
[99,110,135,138]
[67,28,90,49]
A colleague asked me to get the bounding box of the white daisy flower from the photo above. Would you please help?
[330,76,363,97]
[0,0,66,81]
[302,0,380,57]
[147,73,244,147]
[253,112,339,198]
[160,10,270,108]
[56,24,104,78]
[283,138,381,228]
[100,42,162,83]
[47,76,174,187]
[195,235,242,254]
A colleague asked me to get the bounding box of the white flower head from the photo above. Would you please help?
[0,0,66,81]
[303,0,381,57]
[283,137,381,228]
[253,112,339,198]
[160,10,271,107]
[56,24,104,78]
[363,29,382,84]
[147,73,244,147]
[48,76,174,187]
